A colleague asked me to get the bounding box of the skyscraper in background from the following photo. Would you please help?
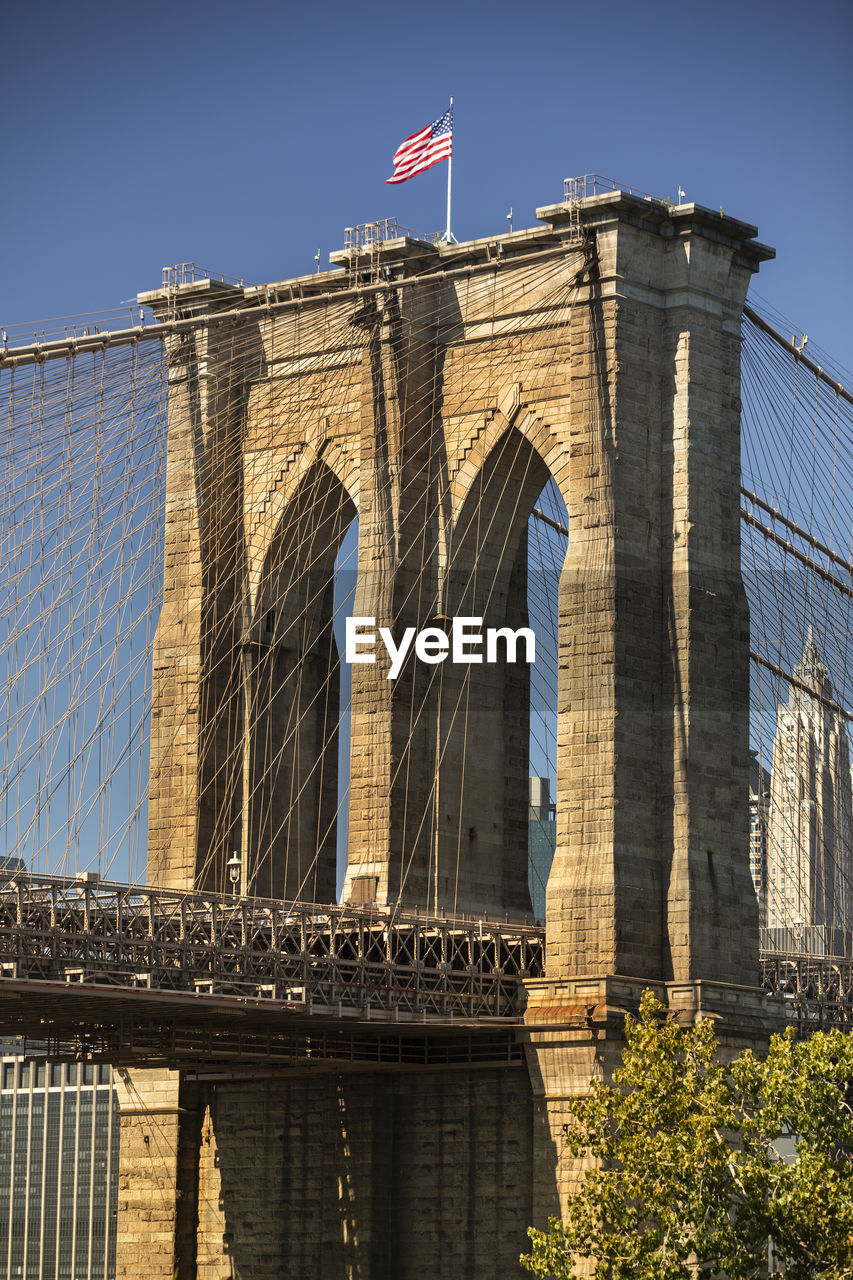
[749,751,770,924]
[765,634,853,955]
[528,776,556,922]
[0,1050,119,1279]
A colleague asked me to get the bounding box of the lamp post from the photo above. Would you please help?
[226,851,241,899]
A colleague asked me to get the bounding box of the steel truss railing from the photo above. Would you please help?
[3,876,853,1035]
[0,874,545,1023]
[760,954,853,1031]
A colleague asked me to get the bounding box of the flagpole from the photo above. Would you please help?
[442,96,457,244]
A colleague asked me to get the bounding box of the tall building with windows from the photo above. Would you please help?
[765,634,853,953]
[749,751,770,924]
[528,776,556,922]
[0,1053,119,1280]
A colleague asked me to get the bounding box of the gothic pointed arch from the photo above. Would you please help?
[432,422,566,917]
[245,435,359,616]
[244,458,356,901]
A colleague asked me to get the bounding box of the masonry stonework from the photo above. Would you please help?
[118,190,778,1276]
[114,1069,199,1280]
[192,1067,533,1279]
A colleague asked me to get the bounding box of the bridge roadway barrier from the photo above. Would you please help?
[0,873,545,1068]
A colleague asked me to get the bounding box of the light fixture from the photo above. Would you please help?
[226,851,241,897]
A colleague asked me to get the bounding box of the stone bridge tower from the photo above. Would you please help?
[117,189,777,1278]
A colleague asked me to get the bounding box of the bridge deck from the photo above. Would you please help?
[0,875,543,1068]
[0,876,849,1068]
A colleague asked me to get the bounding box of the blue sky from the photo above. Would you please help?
[1,0,851,358]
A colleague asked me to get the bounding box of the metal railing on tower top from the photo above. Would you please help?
[563,174,669,205]
[342,219,432,250]
[161,262,253,289]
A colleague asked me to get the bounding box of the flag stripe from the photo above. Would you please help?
[386,147,451,184]
[392,126,432,165]
[386,139,450,181]
[386,138,452,183]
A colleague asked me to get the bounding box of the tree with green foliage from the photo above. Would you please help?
[521,990,853,1279]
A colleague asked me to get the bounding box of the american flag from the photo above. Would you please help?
[386,107,453,185]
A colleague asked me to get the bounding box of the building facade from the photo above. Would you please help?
[765,635,853,952]
[0,1053,119,1280]
[528,776,556,922]
[749,752,770,923]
